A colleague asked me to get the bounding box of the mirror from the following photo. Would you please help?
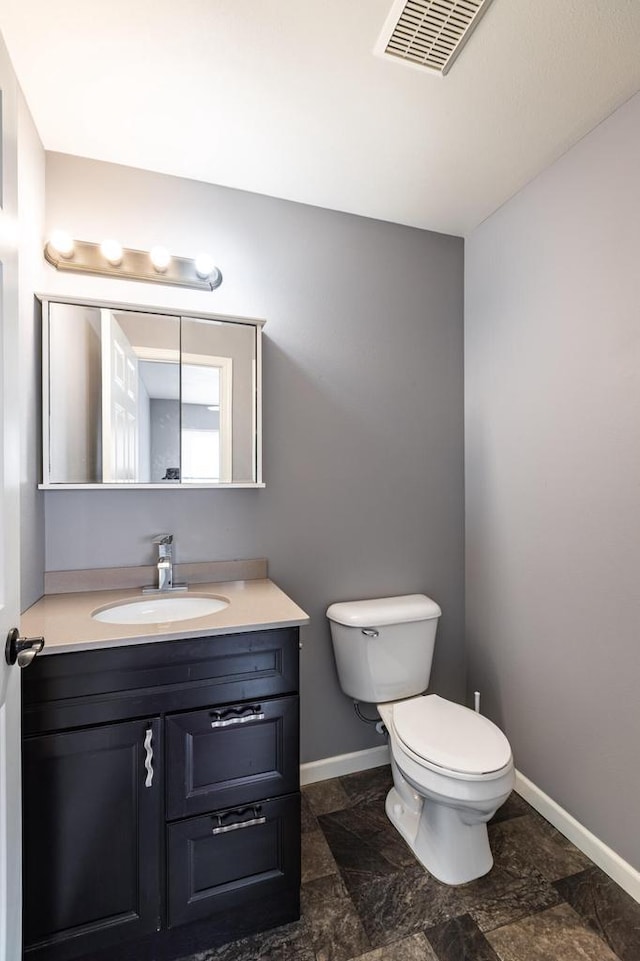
[42,299,263,488]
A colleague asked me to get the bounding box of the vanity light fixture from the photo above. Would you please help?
[149,245,171,273]
[44,235,223,291]
[194,252,217,281]
[100,239,123,266]
[48,230,75,259]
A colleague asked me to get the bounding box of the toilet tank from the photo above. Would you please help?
[326,594,441,704]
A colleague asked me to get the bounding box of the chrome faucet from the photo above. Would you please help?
[143,534,188,593]
[154,534,173,591]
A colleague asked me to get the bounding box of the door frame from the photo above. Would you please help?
[0,34,24,961]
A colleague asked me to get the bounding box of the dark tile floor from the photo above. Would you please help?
[193,766,640,961]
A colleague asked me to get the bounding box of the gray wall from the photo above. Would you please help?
[43,154,465,763]
[48,304,102,483]
[465,90,640,869]
[149,399,181,481]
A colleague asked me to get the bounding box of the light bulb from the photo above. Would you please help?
[150,246,171,272]
[194,252,215,279]
[49,230,75,259]
[100,239,123,266]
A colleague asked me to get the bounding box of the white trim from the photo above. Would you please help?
[255,327,262,484]
[37,293,267,328]
[300,745,390,786]
[515,770,640,904]
[38,482,265,490]
[130,346,179,363]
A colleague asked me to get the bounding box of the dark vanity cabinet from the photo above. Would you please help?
[21,628,301,961]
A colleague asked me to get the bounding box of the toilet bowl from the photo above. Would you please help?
[378,695,514,884]
[326,594,515,885]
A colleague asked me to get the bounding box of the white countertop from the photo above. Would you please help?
[21,578,310,655]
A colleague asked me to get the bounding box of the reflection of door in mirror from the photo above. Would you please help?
[114,312,181,483]
[100,310,138,482]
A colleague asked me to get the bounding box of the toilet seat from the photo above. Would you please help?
[386,695,512,777]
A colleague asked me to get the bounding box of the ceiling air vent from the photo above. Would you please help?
[374,0,495,76]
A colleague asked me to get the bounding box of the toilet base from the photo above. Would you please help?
[385,785,494,886]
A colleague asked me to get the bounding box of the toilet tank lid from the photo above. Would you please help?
[326,594,441,627]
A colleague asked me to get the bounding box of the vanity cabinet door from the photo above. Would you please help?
[165,695,299,819]
[22,718,163,961]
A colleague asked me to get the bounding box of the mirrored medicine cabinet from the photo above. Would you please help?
[40,296,264,489]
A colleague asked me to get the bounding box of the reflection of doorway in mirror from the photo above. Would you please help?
[113,312,181,483]
[181,355,232,483]
[182,428,220,481]
[134,350,180,483]
[101,310,138,482]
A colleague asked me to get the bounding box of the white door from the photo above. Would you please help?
[101,310,139,482]
[0,38,24,961]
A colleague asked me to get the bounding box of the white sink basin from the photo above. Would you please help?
[92,594,229,625]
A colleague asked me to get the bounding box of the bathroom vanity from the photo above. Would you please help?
[20,567,308,961]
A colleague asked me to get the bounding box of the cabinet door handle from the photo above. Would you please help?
[143,727,154,788]
[211,806,266,835]
[210,705,265,728]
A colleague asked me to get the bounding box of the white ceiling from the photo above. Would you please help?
[2,0,640,236]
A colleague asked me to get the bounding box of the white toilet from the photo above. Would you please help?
[326,594,514,886]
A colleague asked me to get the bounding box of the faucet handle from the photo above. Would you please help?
[143,534,187,593]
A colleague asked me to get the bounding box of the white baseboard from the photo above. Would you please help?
[515,770,640,904]
[300,744,390,786]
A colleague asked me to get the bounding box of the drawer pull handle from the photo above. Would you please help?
[212,806,266,835]
[210,705,265,728]
[212,816,267,835]
[144,727,153,788]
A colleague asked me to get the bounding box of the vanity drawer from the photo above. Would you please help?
[22,629,299,735]
[165,695,299,819]
[167,793,300,929]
